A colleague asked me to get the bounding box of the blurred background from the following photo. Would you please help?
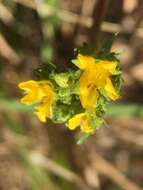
[0,0,143,190]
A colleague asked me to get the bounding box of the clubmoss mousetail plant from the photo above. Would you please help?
[18,33,122,144]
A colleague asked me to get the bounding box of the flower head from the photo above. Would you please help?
[75,54,119,110]
[18,80,55,122]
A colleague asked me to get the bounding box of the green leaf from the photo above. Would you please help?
[96,95,108,114]
[68,70,81,80]
[100,33,118,54]
[88,112,103,131]
[52,103,73,123]
[58,87,71,104]
[77,133,91,144]
[78,43,94,55]
[35,63,56,80]
[114,74,122,91]
[113,69,122,75]
[104,52,121,61]
[71,59,80,68]
[54,73,69,88]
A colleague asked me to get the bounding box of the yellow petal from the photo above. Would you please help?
[18,80,38,90]
[80,115,93,133]
[39,83,53,98]
[91,64,109,87]
[99,60,117,74]
[77,54,95,70]
[19,80,55,105]
[105,78,119,100]
[68,113,85,130]
[80,70,99,109]
[68,112,93,133]
[34,96,53,123]
[80,85,99,109]
[18,80,40,105]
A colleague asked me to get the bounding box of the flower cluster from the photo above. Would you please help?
[19,40,121,141]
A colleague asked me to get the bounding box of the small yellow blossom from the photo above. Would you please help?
[18,80,55,122]
[68,112,93,133]
[76,54,119,109]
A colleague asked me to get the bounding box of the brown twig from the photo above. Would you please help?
[112,127,143,147]
[13,0,143,38]
[90,152,142,190]
[0,33,20,65]
[30,152,91,190]
[0,2,14,25]
[13,0,36,9]
[89,0,109,50]
[2,129,90,189]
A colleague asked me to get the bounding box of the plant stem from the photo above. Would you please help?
[89,0,109,51]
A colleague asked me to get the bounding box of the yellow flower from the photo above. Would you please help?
[76,54,119,109]
[18,80,55,122]
[67,112,93,133]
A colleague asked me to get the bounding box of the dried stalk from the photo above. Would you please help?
[0,33,20,65]
[13,0,143,38]
[89,0,109,50]
[30,152,91,190]
[91,152,142,190]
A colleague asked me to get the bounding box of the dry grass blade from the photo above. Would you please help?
[90,152,142,190]
[2,128,90,190]
[30,152,90,190]
[112,128,143,147]
[0,33,20,65]
[89,0,109,49]
[13,0,36,9]
[13,0,143,38]
[0,2,14,25]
